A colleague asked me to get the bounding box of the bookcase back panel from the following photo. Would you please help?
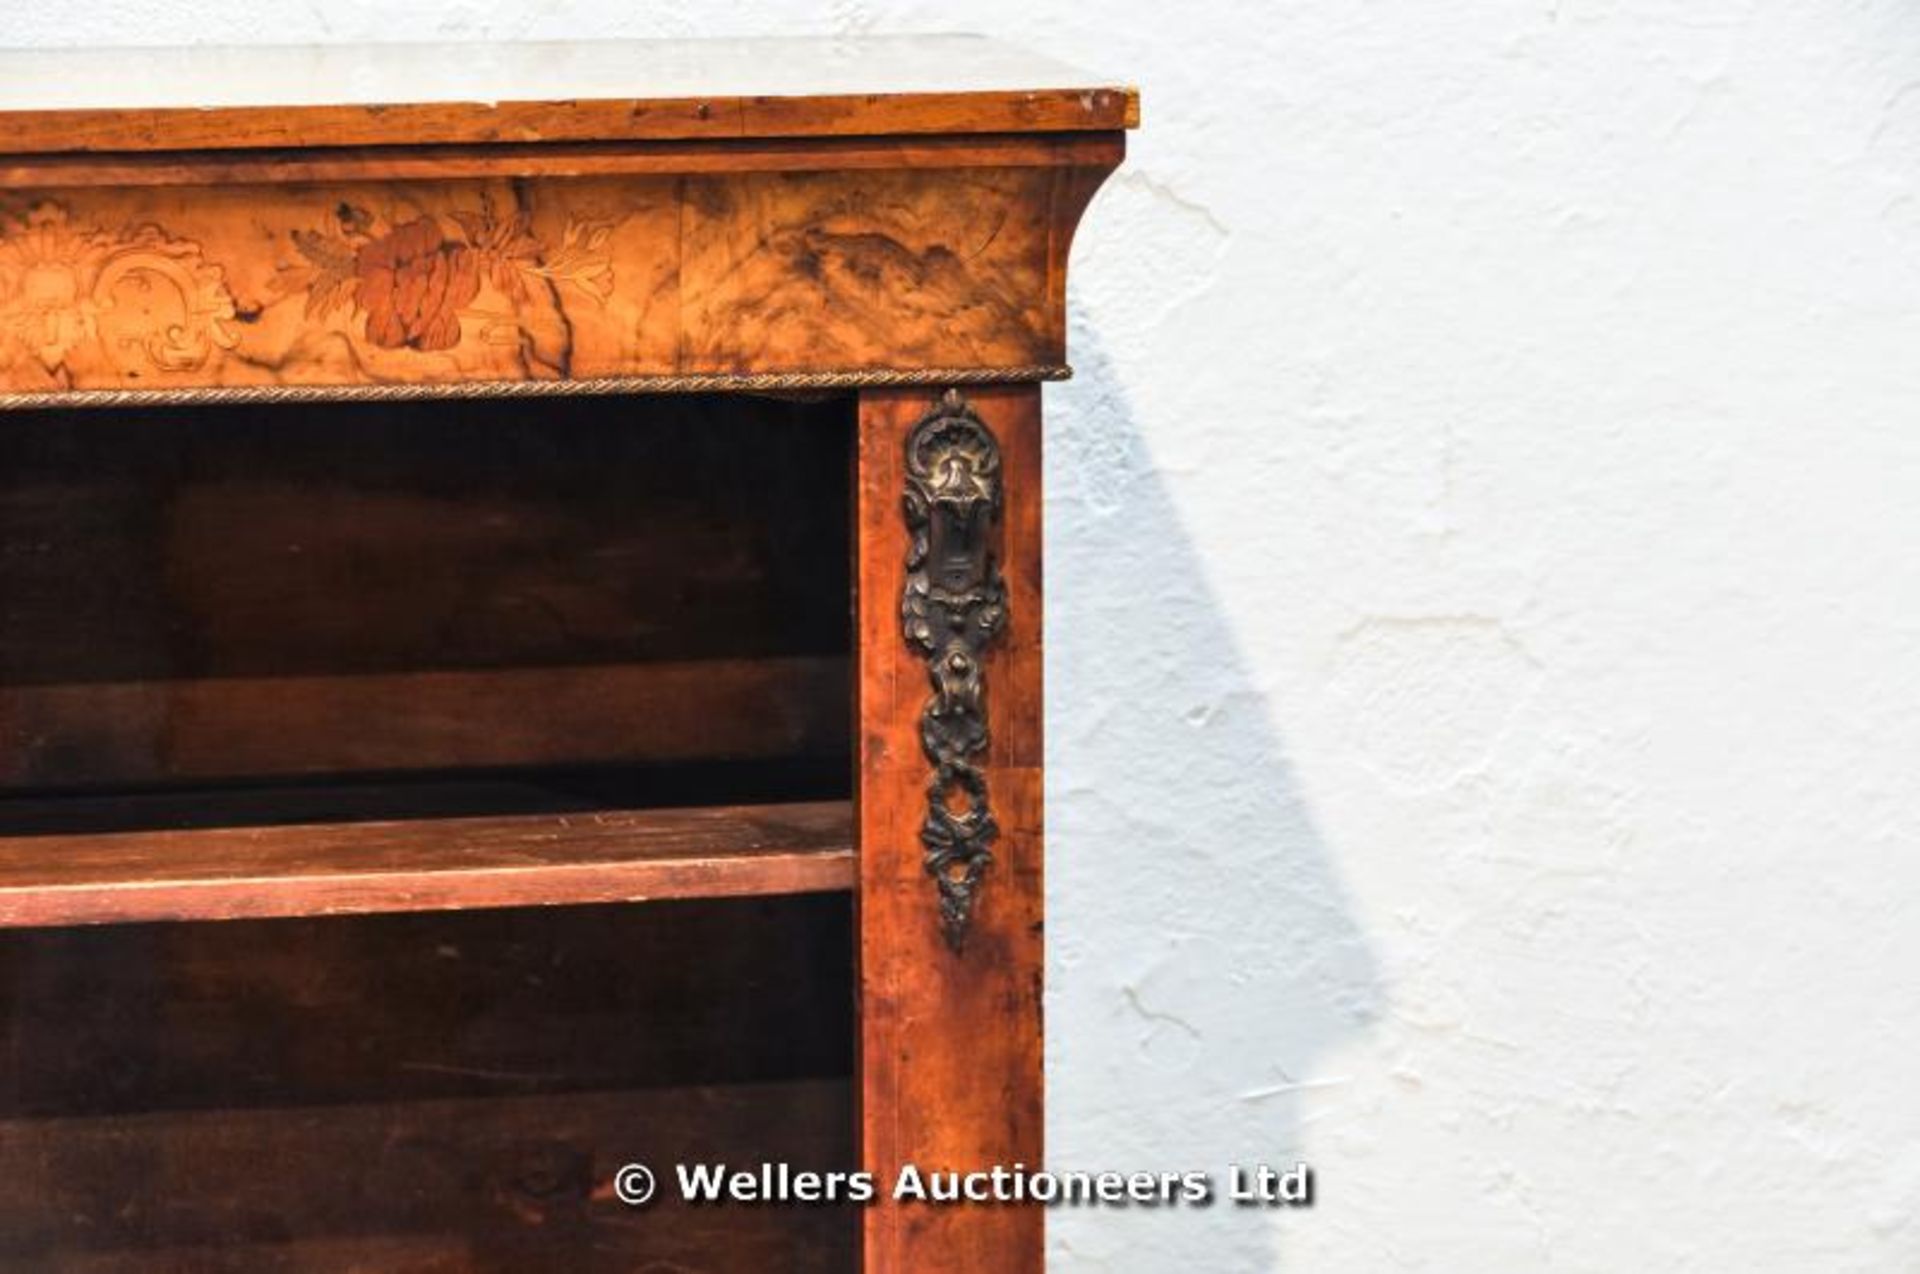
[0,394,852,793]
[0,896,856,1270]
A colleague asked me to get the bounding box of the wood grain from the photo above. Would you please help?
[0,798,852,928]
[0,393,851,788]
[0,92,1135,157]
[0,660,848,788]
[855,385,1045,1272]
[0,897,856,1270]
[0,134,1127,190]
[0,151,1120,397]
[0,47,1129,1271]
[0,897,854,1113]
[0,1082,856,1272]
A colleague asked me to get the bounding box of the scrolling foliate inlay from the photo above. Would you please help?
[0,169,1067,395]
[0,203,238,380]
[902,388,1008,952]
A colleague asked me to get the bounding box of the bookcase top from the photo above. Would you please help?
[0,35,1138,154]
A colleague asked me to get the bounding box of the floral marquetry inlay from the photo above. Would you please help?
[277,196,616,353]
[0,164,1086,397]
[0,47,1134,1274]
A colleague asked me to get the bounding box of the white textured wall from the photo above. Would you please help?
[16,4,1920,1271]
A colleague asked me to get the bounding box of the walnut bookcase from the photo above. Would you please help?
[0,36,1133,1273]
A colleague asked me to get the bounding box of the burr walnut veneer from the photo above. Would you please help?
[0,36,1132,1273]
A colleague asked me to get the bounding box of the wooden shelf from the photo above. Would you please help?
[0,798,853,929]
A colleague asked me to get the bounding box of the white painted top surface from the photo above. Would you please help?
[0,35,1122,111]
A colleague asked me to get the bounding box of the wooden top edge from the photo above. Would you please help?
[0,35,1140,154]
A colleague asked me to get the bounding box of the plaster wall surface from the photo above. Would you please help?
[10,3,1919,1269]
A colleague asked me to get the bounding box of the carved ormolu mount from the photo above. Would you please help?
[902,388,1008,952]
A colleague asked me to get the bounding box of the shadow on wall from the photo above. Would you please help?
[1044,303,1381,1268]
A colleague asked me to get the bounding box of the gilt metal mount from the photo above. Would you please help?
[902,388,1007,952]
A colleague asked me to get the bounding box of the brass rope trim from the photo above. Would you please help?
[0,366,1071,412]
